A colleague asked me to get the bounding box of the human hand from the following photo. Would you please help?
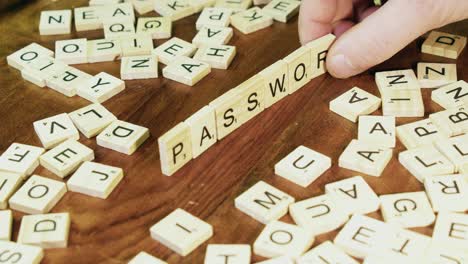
[298,0,468,78]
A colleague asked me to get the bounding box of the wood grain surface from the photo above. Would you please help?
[0,1,467,263]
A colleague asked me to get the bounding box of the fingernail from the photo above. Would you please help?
[327,54,359,79]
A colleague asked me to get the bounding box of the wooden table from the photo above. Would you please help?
[0,1,467,263]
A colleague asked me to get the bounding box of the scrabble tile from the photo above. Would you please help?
[289,194,348,235]
[338,139,392,177]
[6,43,54,71]
[152,37,197,65]
[0,143,45,179]
[131,0,155,14]
[55,38,88,64]
[68,104,117,138]
[150,208,213,256]
[375,69,420,94]
[423,243,468,264]
[9,175,67,214]
[39,140,94,178]
[103,21,135,39]
[325,176,380,215]
[297,241,359,264]
[262,0,300,23]
[253,221,314,259]
[379,191,435,228]
[17,213,70,248]
[163,56,211,86]
[283,46,311,94]
[47,67,92,97]
[89,0,121,5]
[0,241,43,264]
[462,164,468,174]
[417,62,457,89]
[254,256,294,264]
[274,145,331,187]
[158,122,193,176]
[129,252,168,264]
[74,6,103,31]
[192,26,233,47]
[76,72,125,103]
[258,60,289,108]
[96,120,150,155]
[230,7,273,34]
[204,244,251,264]
[193,44,236,69]
[432,212,468,251]
[399,145,455,182]
[121,35,154,57]
[121,55,159,80]
[67,161,124,199]
[234,181,294,224]
[189,0,216,13]
[154,0,195,21]
[0,172,22,209]
[209,89,244,139]
[185,106,217,158]
[424,174,467,212]
[329,87,381,123]
[430,106,468,137]
[33,113,80,149]
[136,17,172,39]
[0,210,13,241]
[358,115,396,148]
[234,74,265,123]
[431,80,468,109]
[435,134,468,172]
[87,39,122,63]
[196,7,232,30]
[20,57,67,88]
[215,0,252,13]
[422,31,467,59]
[101,3,135,22]
[396,118,447,149]
[306,33,336,79]
[381,89,424,117]
[39,10,72,35]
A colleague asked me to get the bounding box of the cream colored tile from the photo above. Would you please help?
[152,37,197,65]
[204,244,251,264]
[129,252,167,264]
[76,72,125,103]
[0,143,45,179]
[121,35,154,57]
[185,106,217,158]
[158,123,193,176]
[193,44,236,69]
[154,0,195,21]
[262,0,300,23]
[424,174,467,212]
[0,241,43,264]
[97,120,150,155]
[432,212,468,251]
[329,87,381,123]
[131,0,154,14]
[7,43,54,71]
[283,46,311,94]
[74,6,103,31]
[33,113,80,149]
[306,33,336,79]
[18,213,70,248]
[189,0,216,13]
[47,67,92,97]
[258,60,289,108]
[234,75,265,123]
[196,7,232,30]
[230,7,273,34]
[381,89,424,117]
[209,89,244,139]
[417,62,457,89]
[68,104,117,138]
[163,56,211,86]
[136,17,172,39]
[375,69,420,94]
[39,10,72,35]
[431,80,468,109]
[192,27,233,47]
[423,244,468,264]
[121,55,158,80]
[55,38,88,64]
[0,210,13,241]
[103,21,135,39]
[430,105,468,137]
[297,241,358,264]
[358,115,395,148]
[20,57,67,88]
[101,3,135,23]
[422,31,467,59]
[435,134,468,172]
[215,0,252,13]
[87,39,122,63]
[396,118,447,149]
[0,172,22,209]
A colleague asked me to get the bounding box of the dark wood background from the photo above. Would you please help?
[0,1,467,263]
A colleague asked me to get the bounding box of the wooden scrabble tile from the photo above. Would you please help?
[68,104,117,138]
[417,62,457,89]
[158,122,193,176]
[0,172,22,209]
[0,143,44,178]
[234,75,265,123]
[7,43,54,71]
[39,140,94,178]
[152,37,197,65]
[193,44,236,69]
[234,181,294,224]
[230,7,273,34]
[297,241,359,264]
[20,57,67,87]
[435,134,468,172]
[17,213,70,248]
[431,80,468,109]
[39,10,72,35]
[274,146,331,187]
[9,175,67,214]
[76,72,125,103]
[47,67,92,97]
[379,191,435,228]
[55,38,88,64]
[396,118,447,149]
[163,56,211,86]
[150,208,213,256]
[423,244,468,264]
[381,89,424,117]
[103,21,135,39]
[306,33,336,79]
[0,241,43,264]
[338,139,392,177]
[196,7,232,29]
[189,0,216,13]
[253,221,314,259]
[131,0,154,14]
[204,244,251,264]
[254,256,294,264]
[74,6,103,31]
[325,176,380,215]
[129,252,168,264]
[192,27,233,47]
[0,210,13,241]
[121,55,158,80]
[185,106,217,158]
[215,0,252,13]
[432,212,468,251]
[209,89,245,139]
[329,87,381,123]
[375,69,420,94]
[67,161,124,199]
[87,39,122,63]
[424,174,467,212]
[136,17,172,39]
[96,120,150,155]
[33,113,80,149]
[283,46,311,94]
[258,60,289,108]
[121,35,154,57]
[422,31,467,59]
[289,194,348,235]
[101,3,135,22]
[399,145,455,182]
[154,0,195,21]
[358,115,395,148]
[262,0,300,23]
[429,106,468,137]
